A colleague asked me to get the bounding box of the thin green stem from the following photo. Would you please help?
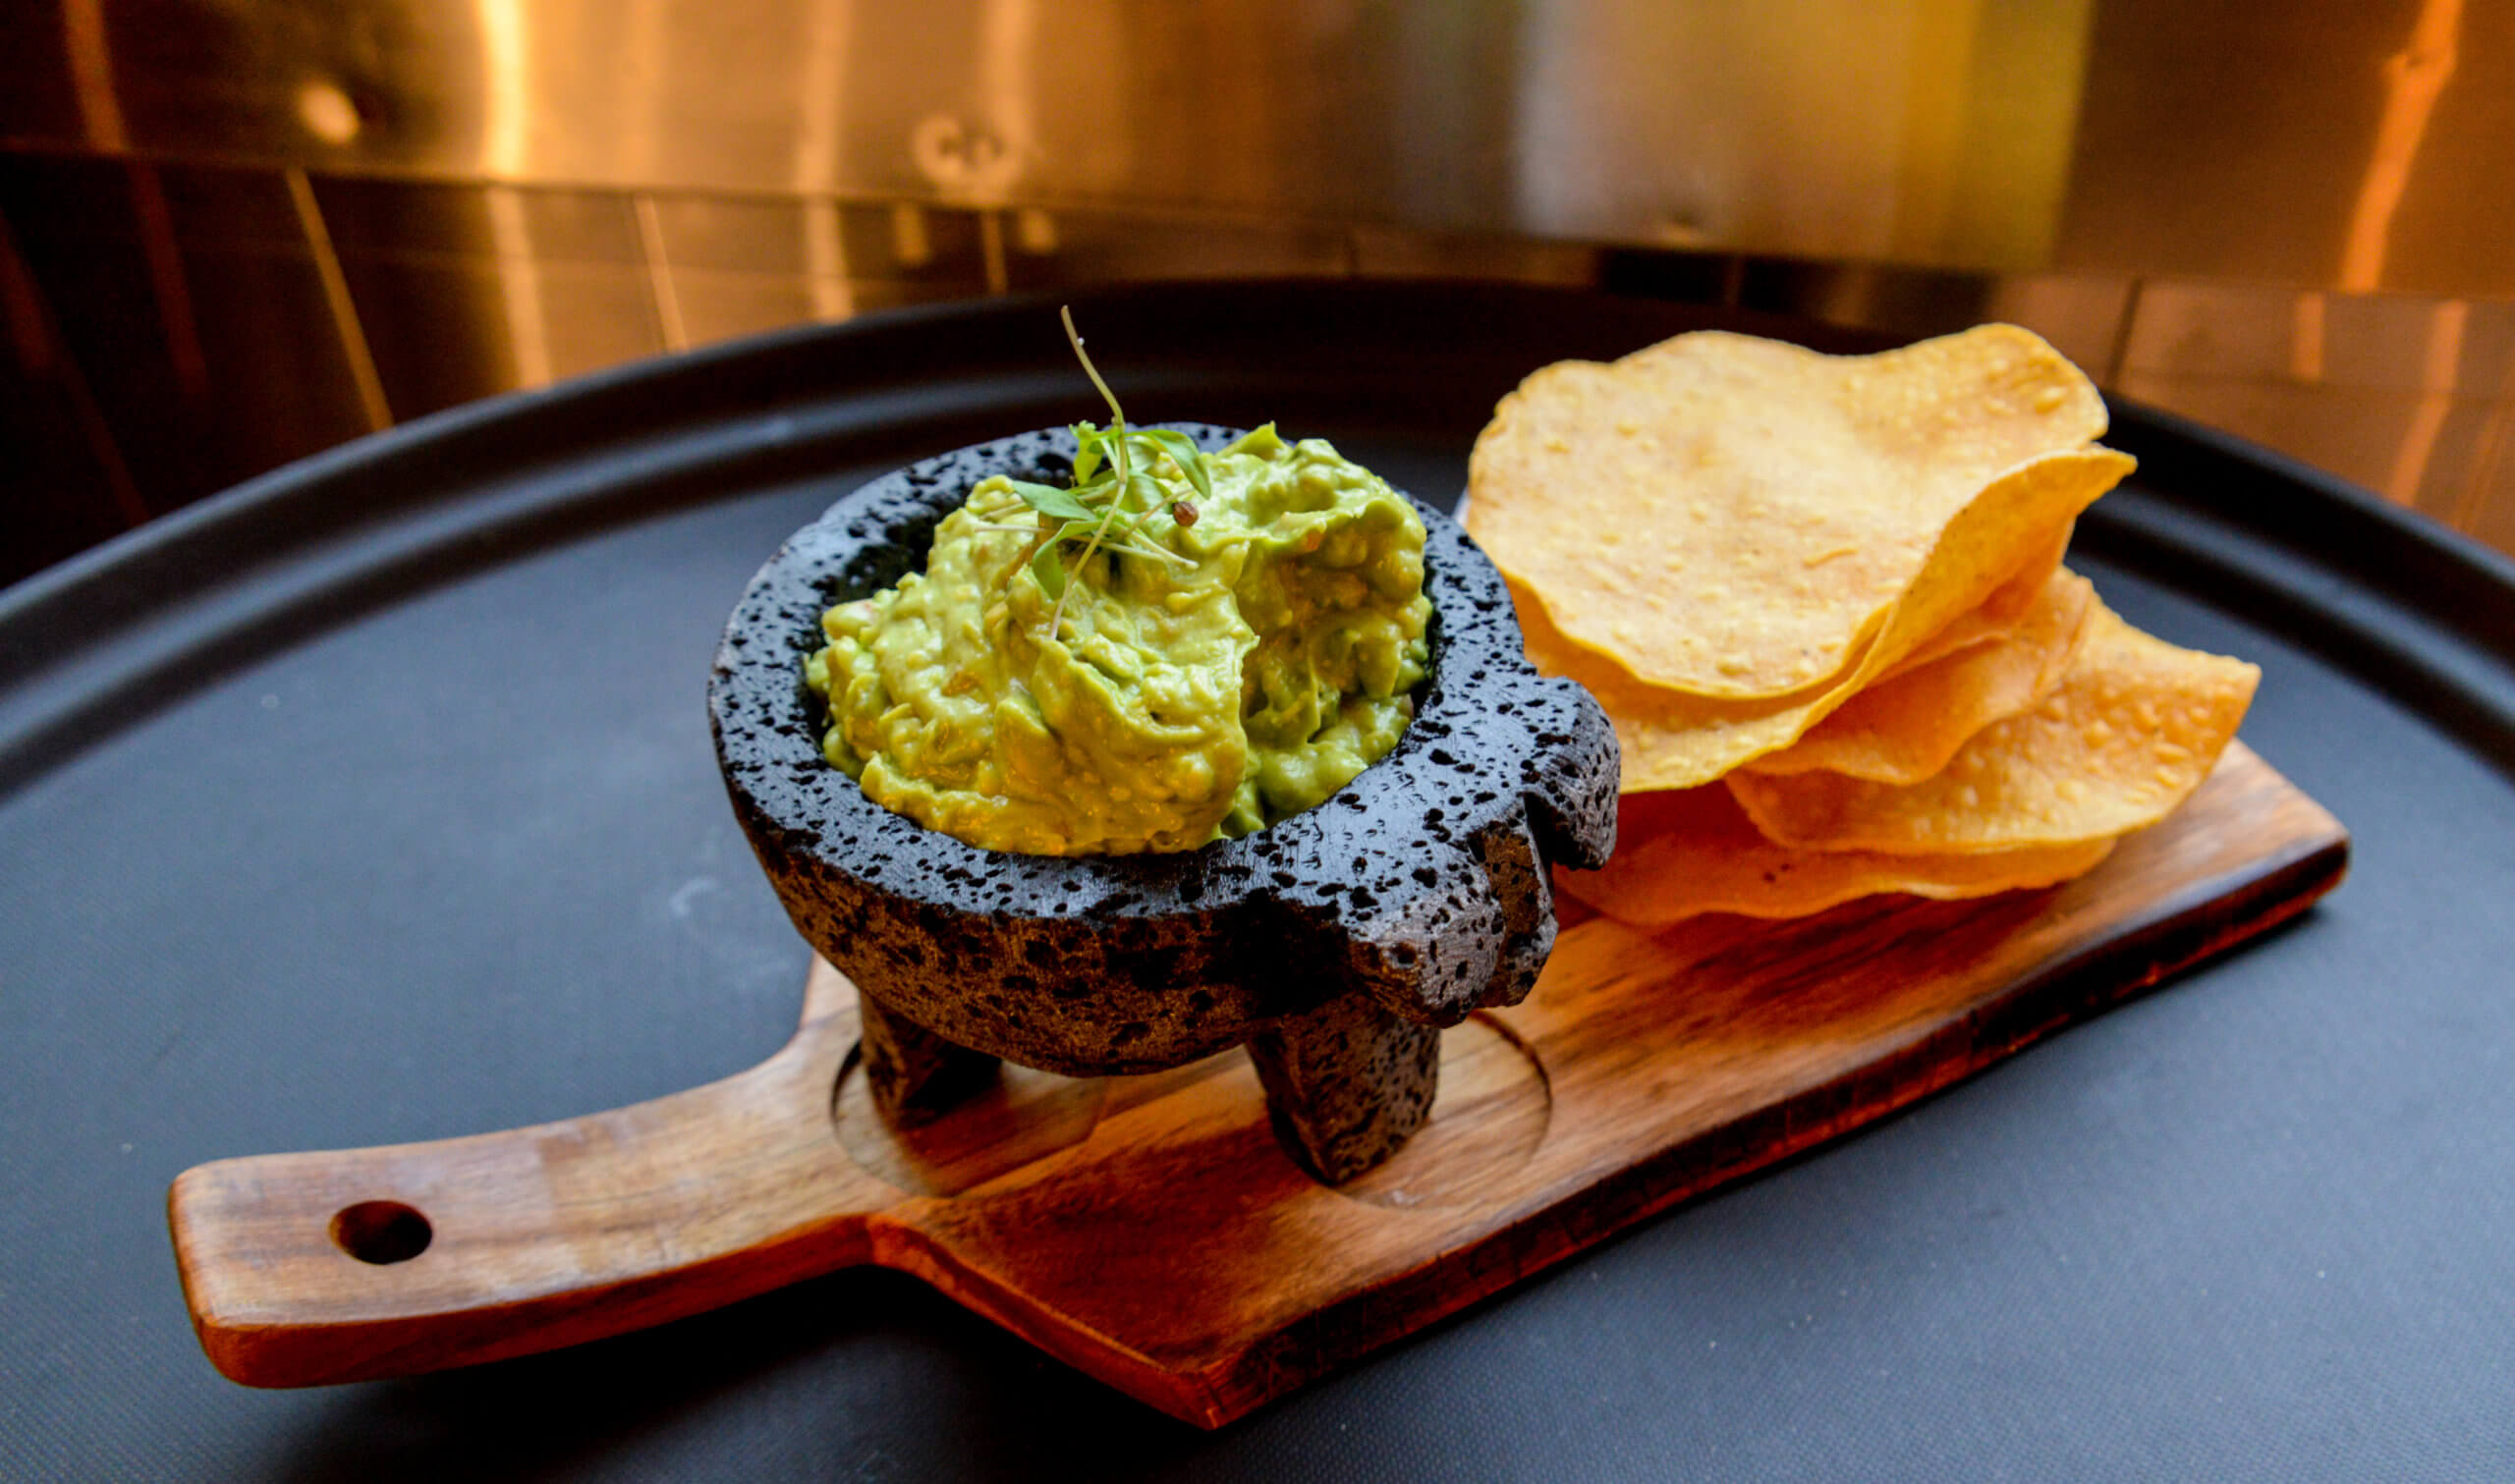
[1048,305,1136,640]
[1062,304,1126,431]
[1113,534,1193,568]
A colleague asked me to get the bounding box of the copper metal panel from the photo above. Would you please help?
[153,162,308,251]
[0,359,132,579]
[11,0,2515,583]
[176,244,378,487]
[2117,373,2493,522]
[0,150,149,244]
[1348,228,1601,288]
[0,4,81,149]
[2122,280,2515,396]
[641,195,819,277]
[1982,273,2139,383]
[658,270,822,349]
[999,210,1351,291]
[3,170,209,520]
[2112,278,2515,528]
[0,155,377,517]
[11,0,2515,294]
[2060,0,2515,297]
[311,178,643,265]
[666,272,975,350]
[2461,409,2515,550]
[1595,250,1742,308]
[0,213,137,581]
[643,195,984,284]
[334,252,662,415]
[1735,259,1996,341]
[2,0,2098,272]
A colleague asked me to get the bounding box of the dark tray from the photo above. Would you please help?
[4,282,2509,1481]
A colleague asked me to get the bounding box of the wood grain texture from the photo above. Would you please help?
[169,742,2346,1426]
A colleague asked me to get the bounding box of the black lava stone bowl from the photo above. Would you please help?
[709,425,1618,1181]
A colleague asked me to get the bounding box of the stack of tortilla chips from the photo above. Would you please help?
[1465,325,2260,929]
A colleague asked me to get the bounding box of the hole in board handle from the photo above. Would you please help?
[330,1201,433,1264]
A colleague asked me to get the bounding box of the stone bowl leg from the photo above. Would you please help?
[1246,996,1442,1183]
[856,991,1003,1127]
[855,988,1439,1183]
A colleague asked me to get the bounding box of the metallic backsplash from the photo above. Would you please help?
[7,0,2515,582]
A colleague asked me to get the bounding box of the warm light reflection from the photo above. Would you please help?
[795,0,852,193]
[60,0,128,152]
[283,168,392,431]
[634,194,688,352]
[618,0,669,179]
[1510,0,2086,266]
[2341,0,2461,293]
[2384,299,2467,506]
[795,0,860,321]
[297,80,362,144]
[804,201,854,321]
[2289,293,2325,383]
[476,0,530,176]
[889,202,931,269]
[2450,388,2513,532]
[977,0,1035,205]
[0,222,52,373]
[483,185,551,387]
[475,0,549,387]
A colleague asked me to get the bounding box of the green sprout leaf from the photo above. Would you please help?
[1004,479,1098,523]
[1135,428,1213,505]
[1030,539,1068,600]
[1070,421,1106,485]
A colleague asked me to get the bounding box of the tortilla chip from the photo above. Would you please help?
[1467,324,2108,698]
[1742,568,2095,785]
[1555,784,2115,927]
[1725,604,2259,853]
[1521,448,2132,791]
[1878,518,2076,682]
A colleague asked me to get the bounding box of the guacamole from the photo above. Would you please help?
[804,426,1431,855]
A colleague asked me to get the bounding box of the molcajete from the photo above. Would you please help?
[709,425,1619,1181]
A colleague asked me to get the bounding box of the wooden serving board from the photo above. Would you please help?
[169,742,2344,1427]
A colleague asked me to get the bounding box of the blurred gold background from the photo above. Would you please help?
[7,0,2514,583]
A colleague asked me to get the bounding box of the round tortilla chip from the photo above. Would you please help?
[1468,323,2108,698]
[1725,603,2260,853]
[1877,518,2076,683]
[1555,784,2115,927]
[1742,567,2095,785]
[1520,448,2132,791]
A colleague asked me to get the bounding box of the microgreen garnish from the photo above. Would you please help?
[999,307,1211,637]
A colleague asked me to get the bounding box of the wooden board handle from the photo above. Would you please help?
[168,962,892,1387]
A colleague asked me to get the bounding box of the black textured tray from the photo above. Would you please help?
[4,282,2509,1481]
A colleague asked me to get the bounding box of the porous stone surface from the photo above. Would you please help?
[1246,993,1442,1183]
[710,425,1619,1079]
[855,990,1001,1127]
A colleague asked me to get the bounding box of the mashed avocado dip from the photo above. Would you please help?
[805,425,1431,855]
